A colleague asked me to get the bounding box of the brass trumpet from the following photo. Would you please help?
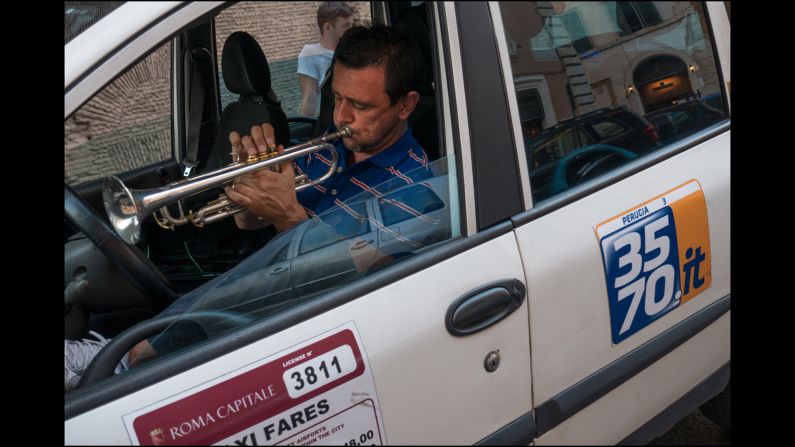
[103,126,351,244]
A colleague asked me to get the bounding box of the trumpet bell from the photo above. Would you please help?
[103,175,142,245]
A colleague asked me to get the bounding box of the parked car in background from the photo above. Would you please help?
[524,106,659,202]
[645,97,727,144]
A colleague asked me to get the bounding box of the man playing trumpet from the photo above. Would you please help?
[225,23,429,235]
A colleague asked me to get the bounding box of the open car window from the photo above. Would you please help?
[144,156,456,360]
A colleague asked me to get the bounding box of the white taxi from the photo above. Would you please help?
[65,1,730,444]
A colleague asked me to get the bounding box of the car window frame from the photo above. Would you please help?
[65,3,231,211]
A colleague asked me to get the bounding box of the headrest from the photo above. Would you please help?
[222,31,272,96]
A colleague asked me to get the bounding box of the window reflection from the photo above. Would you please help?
[147,157,455,357]
[501,1,727,203]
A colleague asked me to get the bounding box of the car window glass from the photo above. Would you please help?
[213,2,372,116]
[590,120,625,139]
[146,156,458,361]
[65,43,172,186]
[379,184,445,227]
[532,127,592,168]
[299,202,371,255]
[500,1,728,204]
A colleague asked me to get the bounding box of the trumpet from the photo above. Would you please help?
[103,126,351,245]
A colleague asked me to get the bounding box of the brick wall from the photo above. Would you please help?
[65,45,172,185]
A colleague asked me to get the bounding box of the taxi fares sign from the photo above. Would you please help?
[595,180,712,344]
[123,322,385,445]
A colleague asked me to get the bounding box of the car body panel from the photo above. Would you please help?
[517,131,729,406]
[705,1,730,109]
[536,312,729,445]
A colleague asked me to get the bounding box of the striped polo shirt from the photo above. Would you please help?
[294,126,430,226]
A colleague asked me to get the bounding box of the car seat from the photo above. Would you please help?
[393,3,439,161]
[204,31,290,173]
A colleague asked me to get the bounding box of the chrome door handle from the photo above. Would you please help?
[445,279,526,336]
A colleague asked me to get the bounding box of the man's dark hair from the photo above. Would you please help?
[317,2,355,32]
[333,24,425,105]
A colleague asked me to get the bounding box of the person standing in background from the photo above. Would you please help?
[297,2,354,116]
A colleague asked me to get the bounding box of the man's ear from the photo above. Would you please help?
[322,22,333,35]
[398,91,421,120]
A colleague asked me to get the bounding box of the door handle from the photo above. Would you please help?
[271,266,288,275]
[350,240,374,251]
[445,279,526,336]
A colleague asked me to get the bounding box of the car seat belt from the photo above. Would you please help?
[183,49,208,178]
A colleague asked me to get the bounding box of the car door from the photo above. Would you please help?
[65,2,534,445]
[491,1,731,444]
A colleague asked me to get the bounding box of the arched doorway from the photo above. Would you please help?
[634,55,694,113]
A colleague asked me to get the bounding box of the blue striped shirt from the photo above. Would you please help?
[294,126,430,223]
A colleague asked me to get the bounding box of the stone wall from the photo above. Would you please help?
[65,45,172,185]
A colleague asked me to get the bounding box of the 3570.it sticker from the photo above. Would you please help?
[594,180,711,344]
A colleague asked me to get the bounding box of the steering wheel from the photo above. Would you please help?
[549,144,639,195]
[77,311,254,389]
[65,184,177,312]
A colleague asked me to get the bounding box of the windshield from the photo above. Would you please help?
[146,156,456,357]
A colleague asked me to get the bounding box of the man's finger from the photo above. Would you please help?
[229,131,242,148]
[276,145,295,175]
[250,125,270,155]
[225,184,250,204]
[229,131,243,162]
[261,123,276,149]
[240,135,258,159]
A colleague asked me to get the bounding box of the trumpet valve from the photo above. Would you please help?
[188,210,205,228]
[257,149,278,162]
[294,174,309,187]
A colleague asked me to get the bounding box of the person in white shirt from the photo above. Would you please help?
[297,2,354,116]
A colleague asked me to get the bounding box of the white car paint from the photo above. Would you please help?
[537,313,729,445]
[705,1,731,110]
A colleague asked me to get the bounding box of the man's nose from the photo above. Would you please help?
[335,100,353,125]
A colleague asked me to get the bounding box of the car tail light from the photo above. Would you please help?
[644,124,659,142]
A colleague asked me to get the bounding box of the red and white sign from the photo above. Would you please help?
[123,323,385,445]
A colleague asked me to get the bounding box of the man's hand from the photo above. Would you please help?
[226,123,308,232]
[129,340,157,367]
[229,122,276,163]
